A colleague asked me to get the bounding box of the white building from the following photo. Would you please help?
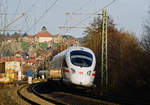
[36,26,53,43]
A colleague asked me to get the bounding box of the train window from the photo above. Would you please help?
[70,50,93,67]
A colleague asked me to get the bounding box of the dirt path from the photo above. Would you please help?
[0,86,28,105]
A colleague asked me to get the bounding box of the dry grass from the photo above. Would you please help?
[0,86,28,105]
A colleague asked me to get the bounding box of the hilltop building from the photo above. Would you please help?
[36,26,53,43]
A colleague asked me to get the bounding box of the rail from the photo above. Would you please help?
[17,84,40,105]
[31,83,66,105]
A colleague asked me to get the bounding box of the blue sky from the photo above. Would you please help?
[0,0,149,38]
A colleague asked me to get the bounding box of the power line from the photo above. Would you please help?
[95,0,116,14]
[65,12,93,30]
[71,0,116,29]
[83,0,116,21]
[69,13,100,16]
[11,0,21,28]
[27,0,59,32]
[73,0,92,13]
[17,0,40,33]
[59,26,86,29]
[0,0,40,33]
[61,0,92,35]
[25,0,40,13]
[15,0,21,14]
[60,0,116,36]
[4,0,8,33]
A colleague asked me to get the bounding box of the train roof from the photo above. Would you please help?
[52,46,95,60]
[67,46,93,52]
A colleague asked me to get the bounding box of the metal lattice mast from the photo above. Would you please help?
[101,9,108,91]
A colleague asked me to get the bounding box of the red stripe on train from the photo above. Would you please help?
[63,69,70,73]
[92,73,95,76]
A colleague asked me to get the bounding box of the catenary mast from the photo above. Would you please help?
[101,9,108,94]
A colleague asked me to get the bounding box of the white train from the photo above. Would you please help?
[50,46,96,87]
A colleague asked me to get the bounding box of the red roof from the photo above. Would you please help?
[16,57,24,62]
[0,57,24,62]
[27,59,36,63]
[10,56,15,61]
[37,26,53,37]
[37,32,52,37]
[28,35,34,38]
[6,38,15,40]
[0,58,6,62]
[18,35,22,38]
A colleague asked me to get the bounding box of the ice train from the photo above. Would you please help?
[50,46,96,87]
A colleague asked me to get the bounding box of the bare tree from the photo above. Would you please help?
[141,7,150,54]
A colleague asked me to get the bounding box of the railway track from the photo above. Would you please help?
[33,81,150,105]
[30,83,66,105]
[60,85,150,105]
[17,83,65,105]
[63,86,150,105]
[31,81,119,105]
[18,81,150,105]
[17,84,40,105]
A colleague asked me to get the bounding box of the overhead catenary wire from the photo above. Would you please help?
[95,0,116,14]
[0,0,40,33]
[62,14,69,35]
[11,0,21,19]
[3,0,8,33]
[10,0,22,32]
[0,0,7,28]
[60,0,116,37]
[14,0,40,33]
[24,0,40,13]
[61,0,92,35]
[27,0,59,33]
[69,0,116,30]
[65,13,94,30]
[14,0,21,14]
[72,0,100,15]
[0,1,3,28]
[73,0,92,13]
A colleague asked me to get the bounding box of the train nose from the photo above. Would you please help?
[71,73,93,86]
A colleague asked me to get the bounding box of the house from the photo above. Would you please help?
[36,26,53,42]
[27,35,35,42]
[18,35,22,42]
[68,40,79,46]
[53,34,64,43]
[6,38,16,43]
[21,33,35,42]
[5,61,21,73]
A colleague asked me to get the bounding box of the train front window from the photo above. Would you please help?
[70,50,93,67]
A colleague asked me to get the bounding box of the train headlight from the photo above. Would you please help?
[71,68,76,74]
[87,71,91,76]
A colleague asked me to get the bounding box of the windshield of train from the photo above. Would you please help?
[70,50,93,67]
